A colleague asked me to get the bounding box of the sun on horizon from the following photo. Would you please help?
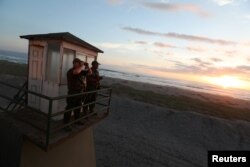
[204,75,249,90]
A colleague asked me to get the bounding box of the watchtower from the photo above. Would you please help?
[0,32,112,167]
[20,32,103,117]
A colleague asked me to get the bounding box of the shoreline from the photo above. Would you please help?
[102,76,250,108]
[101,76,250,122]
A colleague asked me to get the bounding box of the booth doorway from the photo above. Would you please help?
[28,45,44,109]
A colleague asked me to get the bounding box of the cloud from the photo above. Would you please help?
[210,58,223,62]
[154,42,177,48]
[133,63,203,74]
[142,41,208,53]
[237,65,250,71]
[154,42,207,53]
[133,55,250,76]
[141,2,211,18]
[150,50,175,57]
[224,50,237,57]
[133,62,250,77]
[213,0,235,6]
[191,58,212,66]
[186,46,205,52]
[122,27,159,36]
[134,41,148,45]
[212,0,247,6]
[122,26,237,45]
[165,32,236,45]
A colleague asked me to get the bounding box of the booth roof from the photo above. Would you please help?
[20,32,103,53]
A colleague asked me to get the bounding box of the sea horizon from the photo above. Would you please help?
[1,49,250,101]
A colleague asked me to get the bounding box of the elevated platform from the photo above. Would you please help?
[0,80,112,151]
[0,108,108,151]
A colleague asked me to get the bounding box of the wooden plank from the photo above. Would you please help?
[62,41,98,57]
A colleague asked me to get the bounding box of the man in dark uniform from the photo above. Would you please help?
[64,58,89,129]
[86,60,102,114]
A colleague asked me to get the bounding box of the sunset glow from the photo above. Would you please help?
[1,0,250,92]
[204,76,248,89]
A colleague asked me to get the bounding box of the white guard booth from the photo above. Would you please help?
[20,32,103,117]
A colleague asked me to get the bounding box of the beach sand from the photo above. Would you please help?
[1,61,250,166]
[95,96,250,167]
[94,77,250,166]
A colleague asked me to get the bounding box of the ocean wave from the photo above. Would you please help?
[100,69,250,100]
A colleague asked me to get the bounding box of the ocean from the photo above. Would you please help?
[0,50,27,64]
[1,50,250,100]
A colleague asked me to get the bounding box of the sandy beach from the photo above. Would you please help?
[95,96,250,167]
[1,61,250,166]
[95,77,250,166]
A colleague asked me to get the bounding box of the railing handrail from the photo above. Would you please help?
[51,87,112,100]
[0,82,111,114]
[51,96,111,117]
[0,80,111,101]
[0,80,52,100]
[0,79,112,151]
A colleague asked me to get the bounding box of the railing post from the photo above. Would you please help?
[45,99,53,150]
[107,89,112,114]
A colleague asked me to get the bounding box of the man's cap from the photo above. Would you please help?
[73,58,83,64]
[92,60,100,65]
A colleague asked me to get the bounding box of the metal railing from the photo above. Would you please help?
[6,81,28,111]
[0,80,112,151]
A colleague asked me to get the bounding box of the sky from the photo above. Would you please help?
[1,0,250,89]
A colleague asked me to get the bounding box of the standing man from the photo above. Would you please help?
[86,60,102,114]
[64,58,89,130]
